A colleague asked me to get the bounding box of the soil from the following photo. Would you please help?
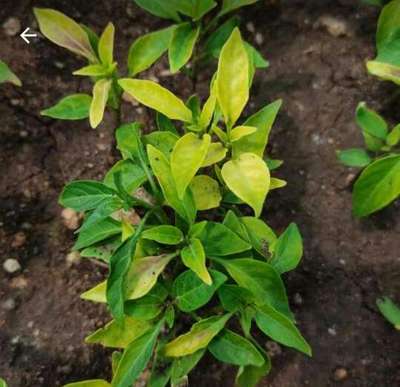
[1,0,399,386]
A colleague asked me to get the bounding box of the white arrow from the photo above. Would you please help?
[20,27,37,44]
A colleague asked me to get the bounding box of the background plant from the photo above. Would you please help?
[53,23,310,387]
[337,102,400,217]
[0,60,21,86]
[377,297,400,329]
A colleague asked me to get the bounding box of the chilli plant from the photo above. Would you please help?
[366,0,400,85]
[35,6,311,387]
[337,102,400,217]
[34,5,266,130]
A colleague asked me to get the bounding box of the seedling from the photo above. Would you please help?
[131,0,268,77]
[377,297,400,329]
[0,60,21,86]
[56,27,310,387]
[337,102,400,217]
[366,0,400,84]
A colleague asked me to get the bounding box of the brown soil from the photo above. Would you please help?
[1,0,399,386]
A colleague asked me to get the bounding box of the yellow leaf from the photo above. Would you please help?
[63,380,110,387]
[90,79,112,128]
[270,177,287,190]
[230,126,257,142]
[99,23,115,66]
[190,175,221,210]
[118,79,193,122]
[221,153,270,217]
[216,28,249,128]
[181,238,212,285]
[80,281,107,303]
[171,133,211,198]
[34,8,97,62]
[199,84,217,130]
[202,142,228,167]
[164,314,231,357]
[125,254,175,300]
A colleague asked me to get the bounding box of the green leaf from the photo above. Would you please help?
[222,153,270,217]
[208,329,264,366]
[204,16,239,58]
[376,0,400,49]
[337,148,372,167]
[59,180,117,211]
[202,142,228,167]
[164,314,231,357]
[240,216,277,256]
[33,8,97,62]
[104,160,147,194]
[235,360,271,387]
[190,175,222,211]
[169,23,200,73]
[0,378,8,387]
[144,131,179,158]
[172,0,217,20]
[174,269,227,312]
[387,123,400,146]
[217,28,249,128]
[98,22,114,66]
[218,284,253,312]
[170,350,205,384]
[0,60,21,86]
[128,26,175,76]
[90,79,112,128]
[270,223,303,274]
[156,113,179,134]
[125,283,167,320]
[41,94,92,120]
[116,122,142,160]
[376,297,400,329]
[194,221,251,256]
[112,319,163,387]
[171,133,211,198]
[232,100,282,158]
[356,102,388,151]
[81,237,121,263]
[255,303,311,356]
[216,258,292,319]
[125,254,176,300]
[223,210,250,241]
[142,225,184,245]
[64,380,110,387]
[181,238,212,284]
[230,126,257,142]
[147,145,196,224]
[133,0,181,21]
[219,0,259,17]
[85,317,150,348]
[118,79,193,122]
[352,154,400,217]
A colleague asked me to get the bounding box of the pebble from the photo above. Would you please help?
[11,231,27,248]
[246,22,255,33]
[333,367,348,381]
[293,292,303,306]
[66,251,81,266]
[2,298,16,311]
[328,327,337,336]
[9,276,28,289]
[61,208,81,230]
[255,32,264,45]
[317,16,350,38]
[265,340,282,357]
[3,17,21,36]
[3,258,21,273]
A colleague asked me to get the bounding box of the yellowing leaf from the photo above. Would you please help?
[125,254,176,300]
[73,64,113,77]
[164,314,231,357]
[85,317,150,348]
[190,175,221,210]
[216,28,249,127]
[64,380,110,387]
[270,178,287,190]
[199,86,217,130]
[202,142,228,167]
[98,23,115,66]
[366,60,400,86]
[118,79,193,122]
[171,133,211,198]
[222,153,270,217]
[34,8,97,62]
[90,79,112,128]
[230,126,257,142]
[80,281,107,303]
[181,238,211,285]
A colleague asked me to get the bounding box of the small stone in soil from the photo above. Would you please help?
[265,340,282,357]
[66,251,81,266]
[10,276,28,289]
[333,367,348,381]
[2,298,16,311]
[11,232,27,248]
[316,16,351,38]
[3,17,21,36]
[61,208,81,230]
[293,292,303,305]
[3,258,21,273]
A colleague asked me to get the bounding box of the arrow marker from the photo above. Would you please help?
[20,27,37,44]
